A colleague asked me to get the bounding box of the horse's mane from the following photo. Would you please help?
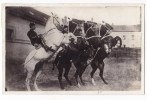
[84,23,95,37]
[84,22,113,38]
[45,16,57,32]
[69,21,78,33]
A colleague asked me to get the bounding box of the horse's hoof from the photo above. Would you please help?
[68,81,72,86]
[104,81,108,85]
[91,78,96,86]
[35,88,42,91]
[82,82,86,86]
[61,88,65,90]
[61,86,65,90]
[92,82,96,86]
[69,83,73,86]
[77,83,81,88]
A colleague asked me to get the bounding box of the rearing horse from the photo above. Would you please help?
[24,13,77,91]
[85,22,122,85]
[54,36,92,89]
[53,20,93,89]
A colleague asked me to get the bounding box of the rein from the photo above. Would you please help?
[86,47,100,67]
[85,35,101,40]
[101,34,111,40]
[72,22,78,34]
[85,24,94,35]
[42,28,56,38]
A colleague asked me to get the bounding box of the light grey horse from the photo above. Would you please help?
[24,13,77,91]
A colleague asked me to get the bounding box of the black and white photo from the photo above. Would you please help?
[3,4,144,94]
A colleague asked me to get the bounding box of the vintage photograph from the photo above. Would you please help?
[4,4,144,94]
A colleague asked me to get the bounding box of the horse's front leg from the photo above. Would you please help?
[79,64,87,86]
[26,72,33,91]
[74,67,81,88]
[99,61,108,84]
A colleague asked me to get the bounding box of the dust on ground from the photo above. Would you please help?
[6,56,141,91]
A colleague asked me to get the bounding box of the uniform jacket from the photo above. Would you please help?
[27,29,41,46]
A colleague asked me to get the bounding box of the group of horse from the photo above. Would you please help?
[24,13,122,91]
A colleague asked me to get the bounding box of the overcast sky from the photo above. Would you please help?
[34,6,141,25]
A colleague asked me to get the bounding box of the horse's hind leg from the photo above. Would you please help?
[79,65,87,86]
[64,64,72,86]
[99,62,108,84]
[32,61,44,91]
[90,61,98,86]
[25,71,33,91]
[58,66,64,89]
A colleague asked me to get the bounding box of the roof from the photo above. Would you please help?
[6,7,50,26]
[112,24,141,32]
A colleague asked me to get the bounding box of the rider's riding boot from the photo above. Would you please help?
[44,45,55,53]
[40,36,55,52]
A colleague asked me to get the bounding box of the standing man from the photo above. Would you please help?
[27,22,55,52]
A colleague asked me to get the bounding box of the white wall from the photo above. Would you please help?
[6,42,34,61]
[6,13,46,41]
[6,14,46,61]
[111,32,141,48]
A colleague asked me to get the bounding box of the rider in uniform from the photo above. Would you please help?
[27,22,55,52]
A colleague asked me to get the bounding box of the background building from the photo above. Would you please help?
[6,7,49,61]
[111,24,141,48]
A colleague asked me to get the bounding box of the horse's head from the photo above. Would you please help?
[45,13,63,32]
[111,36,122,48]
[101,36,122,54]
[68,33,77,43]
[44,13,79,50]
[61,33,77,47]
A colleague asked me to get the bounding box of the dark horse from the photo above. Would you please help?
[85,22,122,85]
[53,45,72,89]
[53,37,92,89]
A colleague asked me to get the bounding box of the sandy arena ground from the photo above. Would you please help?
[5,56,141,91]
